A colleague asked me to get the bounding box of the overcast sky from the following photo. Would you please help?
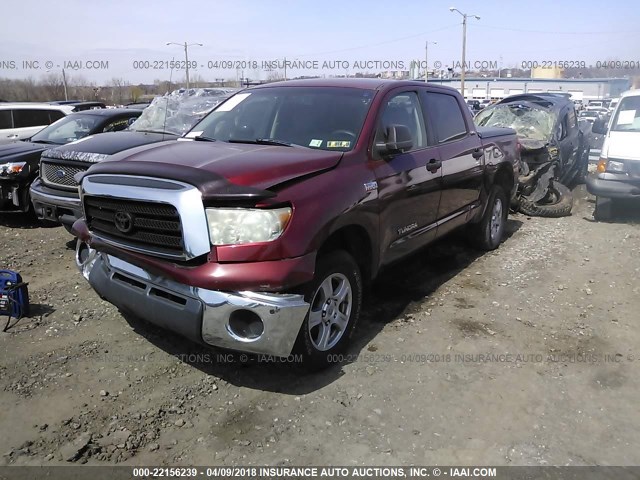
[1,0,639,84]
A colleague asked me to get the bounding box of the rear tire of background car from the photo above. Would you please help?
[594,196,615,221]
[518,181,573,218]
[294,250,362,372]
[469,185,508,251]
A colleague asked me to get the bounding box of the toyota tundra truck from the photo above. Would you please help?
[73,79,519,369]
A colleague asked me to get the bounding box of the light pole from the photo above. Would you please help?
[449,7,480,98]
[166,41,203,90]
[425,41,437,82]
[46,68,68,101]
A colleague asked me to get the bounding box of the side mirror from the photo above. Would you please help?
[376,124,413,156]
[592,117,608,135]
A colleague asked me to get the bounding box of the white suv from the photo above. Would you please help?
[0,103,74,143]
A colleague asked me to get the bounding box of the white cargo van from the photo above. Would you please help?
[587,89,640,220]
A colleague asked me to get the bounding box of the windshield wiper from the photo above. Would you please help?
[31,139,60,145]
[134,129,175,135]
[228,138,294,147]
[193,135,217,142]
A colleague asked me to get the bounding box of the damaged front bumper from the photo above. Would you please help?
[75,241,310,357]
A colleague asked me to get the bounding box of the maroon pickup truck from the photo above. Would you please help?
[73,79,519,369]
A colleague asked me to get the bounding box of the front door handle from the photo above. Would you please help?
[472,148,484,160]
[426,159,442,173]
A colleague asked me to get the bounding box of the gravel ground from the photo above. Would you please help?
[1,183,639,467]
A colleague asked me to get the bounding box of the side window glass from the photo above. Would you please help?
[0,110,12,129]
[424,92,468,143]
[13,109,51,128]
[375,92,427,151]
[568,109,577,130]
[557,114,568,139]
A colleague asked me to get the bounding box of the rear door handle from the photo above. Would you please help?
[426,159,442,173]
[472,148,484,160]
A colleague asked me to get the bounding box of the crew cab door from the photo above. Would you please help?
[422,90,484,236]
[372,90,442,265]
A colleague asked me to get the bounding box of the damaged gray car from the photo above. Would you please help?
[476,93,591,217]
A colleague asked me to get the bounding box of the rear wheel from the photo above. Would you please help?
[294,250,362,371]
[469,185,508,251]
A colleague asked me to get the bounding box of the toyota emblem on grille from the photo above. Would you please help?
[55,169,66,178]
[114,211,134,234]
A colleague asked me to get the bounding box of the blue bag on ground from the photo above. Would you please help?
[0,270,30,323]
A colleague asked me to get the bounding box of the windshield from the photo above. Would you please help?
[188,87,375,151]
[129,88,234,136]
[30,114,102,144]
[610,96,640,132]
[475,104,555,141]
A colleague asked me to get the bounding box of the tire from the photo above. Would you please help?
[518,181,573,218]
[294,250,362,371]
[594,196,615,221]
[469,185,508,251]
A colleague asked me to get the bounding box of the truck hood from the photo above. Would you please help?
[93,140,344,191]
[0,141,47,163]
[603,131,640,161]
[46,130,178,157]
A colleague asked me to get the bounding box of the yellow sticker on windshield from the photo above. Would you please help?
[327,140,351,148]
[309,139,323,147]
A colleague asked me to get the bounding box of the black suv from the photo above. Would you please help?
[0,108,141,215]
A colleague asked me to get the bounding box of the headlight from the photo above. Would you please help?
[0,162,27,176]
[606,159,626,173]
[205,207,292,245]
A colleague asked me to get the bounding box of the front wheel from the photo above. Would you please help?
[294,250,362,371]
[518,181,573,218]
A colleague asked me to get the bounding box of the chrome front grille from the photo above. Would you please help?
[41,160,89,190]
[81,174,212,261]
[84,196,183,254]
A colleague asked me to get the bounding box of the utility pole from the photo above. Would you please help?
[62,68,68,101]
[166,41,203,89]
[449,7,480,98]
[425,41,437,82]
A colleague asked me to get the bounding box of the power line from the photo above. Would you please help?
[468,24,640,35]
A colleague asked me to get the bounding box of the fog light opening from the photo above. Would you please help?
[228,310,264,341]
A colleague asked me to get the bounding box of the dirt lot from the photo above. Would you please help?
[1,184,639,467]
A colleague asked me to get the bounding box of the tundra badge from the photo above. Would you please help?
[364,181,378,192]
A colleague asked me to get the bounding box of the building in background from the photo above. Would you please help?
[428,77,630,101]
[531,67,564,79]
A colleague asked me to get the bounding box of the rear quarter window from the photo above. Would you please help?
[49,110,66,122]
